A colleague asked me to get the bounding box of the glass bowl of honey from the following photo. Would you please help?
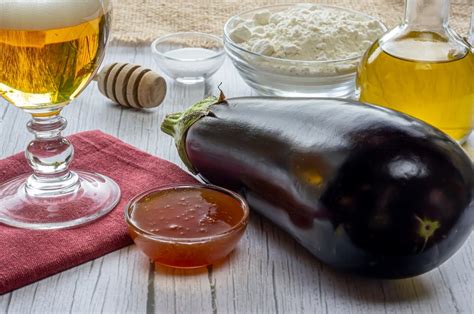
[125,184,249,269]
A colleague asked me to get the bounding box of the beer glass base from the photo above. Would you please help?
[0,171,121,230]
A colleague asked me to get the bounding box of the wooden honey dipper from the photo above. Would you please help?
[95,63,167,109]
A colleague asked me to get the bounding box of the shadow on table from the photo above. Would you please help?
[153,250,239,277]
[100,99,158,114]
[252,213,434,305]
[317,261,432,304]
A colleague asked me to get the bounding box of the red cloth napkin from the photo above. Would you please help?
[0,130,196,294]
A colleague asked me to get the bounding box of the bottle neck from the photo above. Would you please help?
[405,0,449,29]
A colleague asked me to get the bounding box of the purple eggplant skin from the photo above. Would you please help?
[162,97,474,279]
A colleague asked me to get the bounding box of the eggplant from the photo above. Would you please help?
[161,95,474,279]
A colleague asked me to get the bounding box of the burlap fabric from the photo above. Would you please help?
[111,0,473,44]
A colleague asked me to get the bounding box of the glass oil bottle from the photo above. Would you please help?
[357,0,474,142]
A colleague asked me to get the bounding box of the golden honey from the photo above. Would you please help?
[126,185,249,269]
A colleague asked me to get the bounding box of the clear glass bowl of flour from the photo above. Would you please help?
[152,32,225,84]
[224,4,387,98]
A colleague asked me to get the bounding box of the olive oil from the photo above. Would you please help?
[357,35,474,141]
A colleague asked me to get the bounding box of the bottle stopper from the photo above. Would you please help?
[95,63,167,109]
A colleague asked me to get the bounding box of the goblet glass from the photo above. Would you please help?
[0,0,120,229]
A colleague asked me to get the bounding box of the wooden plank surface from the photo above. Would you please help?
[0,44,473,314]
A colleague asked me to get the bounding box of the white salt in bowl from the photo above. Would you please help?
[224,4,387,98]
[151,32,226,84]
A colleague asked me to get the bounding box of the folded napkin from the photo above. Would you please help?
[0,130,196,294]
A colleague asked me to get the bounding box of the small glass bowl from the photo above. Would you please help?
[151,32,226,84]
[125,184,249,269]
[224,4,387,97]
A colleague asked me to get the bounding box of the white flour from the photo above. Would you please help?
[228,4,385,74]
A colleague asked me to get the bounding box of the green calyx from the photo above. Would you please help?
[161,96,219,173]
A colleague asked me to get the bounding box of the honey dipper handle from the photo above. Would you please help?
[96,63,167,109]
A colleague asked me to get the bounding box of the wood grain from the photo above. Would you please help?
[0,45,472,314]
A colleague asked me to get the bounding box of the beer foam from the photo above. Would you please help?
[0,0,106,30]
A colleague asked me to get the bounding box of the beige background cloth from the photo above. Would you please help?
[111,0,473,44]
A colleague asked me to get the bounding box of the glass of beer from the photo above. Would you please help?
[0,0,120,229]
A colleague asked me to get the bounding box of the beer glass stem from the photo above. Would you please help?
[24,112,80,196]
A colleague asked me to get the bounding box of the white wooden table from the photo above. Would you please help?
[0,44,473,314]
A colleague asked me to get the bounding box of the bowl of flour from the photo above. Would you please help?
[224,4,386,97]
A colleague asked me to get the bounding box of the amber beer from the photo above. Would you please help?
[0,1,109,113]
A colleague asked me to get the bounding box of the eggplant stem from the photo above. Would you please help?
[217,83,226,103]
[161,96,219,173]
[161,113,181,137]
